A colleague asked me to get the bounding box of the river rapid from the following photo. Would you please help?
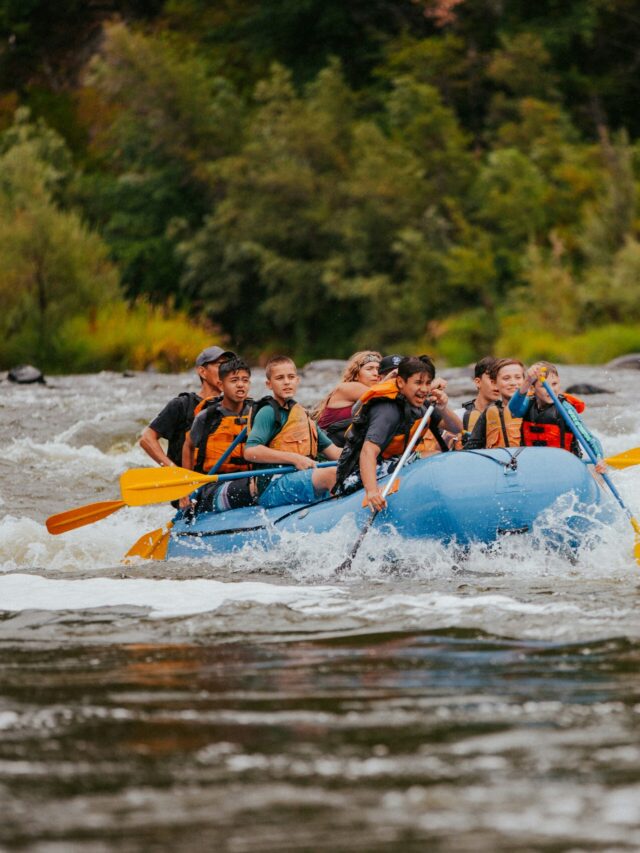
[1,362,639,851]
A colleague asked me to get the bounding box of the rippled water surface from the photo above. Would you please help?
[1,363,639,851]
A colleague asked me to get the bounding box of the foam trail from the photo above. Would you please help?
[0,506,170,573]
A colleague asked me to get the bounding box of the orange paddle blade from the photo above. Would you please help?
[46,500,125,535]
[120,467,218,506]
[605,448,640,470]
[123,522,173,562]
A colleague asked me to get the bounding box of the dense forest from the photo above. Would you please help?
[2,0,640,370]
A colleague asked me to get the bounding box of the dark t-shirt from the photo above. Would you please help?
[364,399,443,453]
[149,392,202,466]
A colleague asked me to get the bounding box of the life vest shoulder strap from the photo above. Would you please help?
[249,395,285,434]
[485,403,521,448]
[359,377,401,407]
[177,391,204,427]
[192,393,223,418]
[561,393,585,414]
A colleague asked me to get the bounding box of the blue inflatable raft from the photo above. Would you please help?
[165,447,613,559]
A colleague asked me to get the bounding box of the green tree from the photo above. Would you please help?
[180,62,359,358]
[0,124,119,363]
[78,22,247,301]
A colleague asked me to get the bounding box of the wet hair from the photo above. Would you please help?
[489,358,525,380]
[532,360,559,378]
[219,357,251,380]
[398,355,436,381]
[265,355,296,379]
[474,356,497,379]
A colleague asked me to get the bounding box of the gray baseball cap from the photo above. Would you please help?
[195,346,236,367]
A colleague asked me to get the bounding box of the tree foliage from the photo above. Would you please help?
[0,115,119,362]
[1,0,640,367]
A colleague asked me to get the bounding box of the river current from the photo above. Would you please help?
[1,362,639,851]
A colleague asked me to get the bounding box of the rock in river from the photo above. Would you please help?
[606,353,640,370]
[7,364,46,384]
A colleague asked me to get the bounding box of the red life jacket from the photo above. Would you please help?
[520,394,583,452]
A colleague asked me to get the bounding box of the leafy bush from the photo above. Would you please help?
[54,302,216,373]
[496,317,640,365]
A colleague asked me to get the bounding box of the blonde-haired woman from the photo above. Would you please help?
[312,351,382,447]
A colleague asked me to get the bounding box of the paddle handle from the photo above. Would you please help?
[184,427,250,505]
[541,379,628,514]
[207,427,248,475]
[212,460,336,482]
[335,404,435,574]
[380,404,435,501]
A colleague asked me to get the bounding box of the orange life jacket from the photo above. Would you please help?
[351,378,443,459]
[192,400,252,474]
[269,401,318,458]
[454,402,482,450]
[335,378,446,492]
[485,403,522,448]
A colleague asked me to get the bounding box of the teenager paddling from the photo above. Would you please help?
[179,357,254,512]
[334,356,463,511]
[509,361,606,472]
[201,356,341,513]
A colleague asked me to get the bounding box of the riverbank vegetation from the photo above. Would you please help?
[1,1,640,370]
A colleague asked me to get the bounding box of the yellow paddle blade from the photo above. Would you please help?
[605,448,640,470]
[46,500,125,535]
[120,466,218,506]
[123,522,173,562]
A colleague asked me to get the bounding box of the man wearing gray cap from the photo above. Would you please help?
[139,346,235,469]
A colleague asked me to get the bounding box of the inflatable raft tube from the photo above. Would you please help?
[166,447,613,560]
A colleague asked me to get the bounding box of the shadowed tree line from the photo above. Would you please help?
[1,0,640,368]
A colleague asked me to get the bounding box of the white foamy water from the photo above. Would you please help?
[1,364,639,642]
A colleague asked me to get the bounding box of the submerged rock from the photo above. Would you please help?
[7,364,46,384]
[606,353,640,370]
[564,383,611,395]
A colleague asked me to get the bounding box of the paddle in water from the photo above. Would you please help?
[335,403,435,574]
[124,521,174,561]
[604,447,640,470]
[122,427,250,560]
[47,427,253,537]
[541,378,640,565]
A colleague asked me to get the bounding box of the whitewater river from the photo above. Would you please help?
[1,362,639,851]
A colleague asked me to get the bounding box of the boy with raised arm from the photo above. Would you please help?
[509,361,606,470]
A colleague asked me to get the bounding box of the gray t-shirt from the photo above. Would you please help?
[364,399,442,451]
